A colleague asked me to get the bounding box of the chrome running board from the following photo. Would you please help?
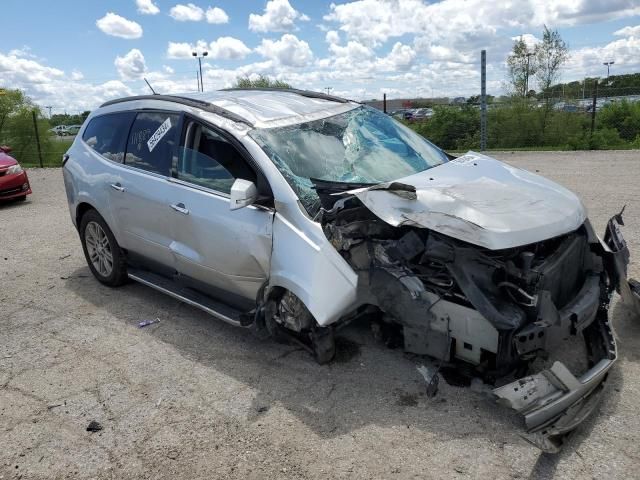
[128,270,246,328]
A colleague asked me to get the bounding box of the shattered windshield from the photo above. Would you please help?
[250,106,449,215]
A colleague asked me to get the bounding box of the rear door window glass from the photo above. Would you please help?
[125,112,180,176]
[82,112,136,163]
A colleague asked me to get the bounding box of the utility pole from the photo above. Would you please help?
[44,106,53,118]
[524,52,534,98]
[192,51,208,92]
[480,50,487,151]
[325,87,332,95]
[591,79,598,136]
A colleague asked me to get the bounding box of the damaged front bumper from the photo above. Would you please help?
[493,310,615,452]
[494,211,639,452]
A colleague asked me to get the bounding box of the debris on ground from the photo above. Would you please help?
[416,364,440,398]
[86,421,103,432]
[138,318,160,328]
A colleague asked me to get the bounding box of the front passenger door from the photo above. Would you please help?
[167,121,273,307]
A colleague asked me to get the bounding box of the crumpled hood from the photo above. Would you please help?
[349,151,586,250]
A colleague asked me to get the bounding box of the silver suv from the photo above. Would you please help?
[63,89,639,451]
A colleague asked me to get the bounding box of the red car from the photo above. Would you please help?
[0,145,32,201]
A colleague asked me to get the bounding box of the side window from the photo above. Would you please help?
[125,112,180,176]
[82,112,136,163]
[176,122,256,194]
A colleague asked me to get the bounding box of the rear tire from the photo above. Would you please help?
[80,209,127,287]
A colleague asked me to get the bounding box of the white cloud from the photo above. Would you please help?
[71,70,84,81]
[376,42,417,71]
[8,46,37,58]
[167,37,249,60]
[329,40,373,60]
[325,30,340,45]
[565,36,640,79]
[0,50,133,111]
[206,6,229,24]
[324,0,640,54]
[614,25,640,37]
[169,3,204,21]
[256,34,313,67]
[209,37,251,59]
[512,33,541,50]
[96,12,143,39]
[163,65,175,74]
[114,49,147,80]
[248,0,309,33]
[136,0,160,15]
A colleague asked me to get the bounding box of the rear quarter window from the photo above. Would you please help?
[82,112,136,163]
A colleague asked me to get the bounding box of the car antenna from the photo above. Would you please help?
[144,78,158,95]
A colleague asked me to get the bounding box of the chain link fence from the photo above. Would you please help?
[369,85,640,152]
[0,109,73,167]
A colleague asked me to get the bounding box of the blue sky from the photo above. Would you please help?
[1,0,639,113]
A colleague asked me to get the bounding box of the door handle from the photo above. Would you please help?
[110,183,125,192]
[170,203,189,215]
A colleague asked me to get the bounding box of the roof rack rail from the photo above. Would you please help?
[221,87,351,104]
[99,95,251,126]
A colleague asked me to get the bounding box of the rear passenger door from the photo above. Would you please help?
[167,119,273,307]
[108,111,181,271]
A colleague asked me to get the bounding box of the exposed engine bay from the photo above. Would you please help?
[271,180,637,453]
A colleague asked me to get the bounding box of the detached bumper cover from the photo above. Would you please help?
[493,211,639,452]
[494,311,615,452]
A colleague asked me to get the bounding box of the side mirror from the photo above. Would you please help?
[230,178,258,211]
[0,145,12,153]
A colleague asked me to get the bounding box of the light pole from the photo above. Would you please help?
[325,87,332,95]
[524,52,534,98]
[192,51,208,92]
[603,61,614,80]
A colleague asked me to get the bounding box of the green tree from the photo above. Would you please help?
[507,37,536,97]
[0,88,53,165]
[535,26,569,94]
[233,75,292,89]
[598,100,640,141]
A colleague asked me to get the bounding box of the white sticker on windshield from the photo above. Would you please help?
[147,117,172,152]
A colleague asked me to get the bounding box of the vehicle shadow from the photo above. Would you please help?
[0,198,29,211]
[64,266,625,459]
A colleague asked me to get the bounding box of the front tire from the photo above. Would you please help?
[80,209,127,286]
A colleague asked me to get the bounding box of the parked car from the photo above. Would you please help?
[66,124,82,136]
[62,89,639,452]
[50,125,71,136]
[409,107,434,122]
[0,145,32,201]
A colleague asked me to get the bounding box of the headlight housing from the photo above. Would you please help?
[6,164,23,175]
